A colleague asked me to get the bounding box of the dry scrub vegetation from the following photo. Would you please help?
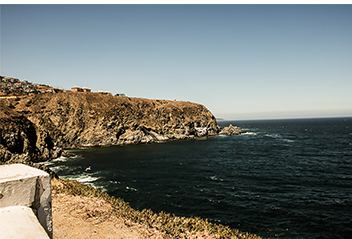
[52,178,262,239]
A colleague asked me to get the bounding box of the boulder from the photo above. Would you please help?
[219,124,246,135]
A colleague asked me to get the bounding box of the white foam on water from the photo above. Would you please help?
[49,165,70,172]
[264,133,295,143]
[40,156,69,166]
[76,175,101,183]
[93,185,108,192]
[265,133,281,139]
[52,157,70,162]
[282,138,295,143]
[126,186,138,192]
[61,172,101,183]
[241,132,257,136]
[209,175,224,181]
[110,180,121,184]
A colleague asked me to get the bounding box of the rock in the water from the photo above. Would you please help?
[219,124,246,135]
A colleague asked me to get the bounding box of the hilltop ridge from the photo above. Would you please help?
[0,75,64,96]
[0,76,244,167]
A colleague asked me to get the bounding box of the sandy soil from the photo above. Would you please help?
[51,179,220,239]
[51,181,165,239]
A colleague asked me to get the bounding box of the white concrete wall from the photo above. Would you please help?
[0,164,53,238]
[0,206,50,239]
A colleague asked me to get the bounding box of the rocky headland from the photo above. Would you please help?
[0,77,255,238]
[219,124,246,135]
[0,77,245,168]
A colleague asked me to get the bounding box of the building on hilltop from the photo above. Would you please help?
[82,87,91,93]
[71,86,83,92]
[71,86,91,93]
[97,90,112,96]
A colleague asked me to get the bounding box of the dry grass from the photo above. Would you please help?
[52,178,263,239]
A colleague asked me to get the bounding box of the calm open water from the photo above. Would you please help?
[48,117,352,239]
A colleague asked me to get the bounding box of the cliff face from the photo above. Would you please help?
[1,92,220,162]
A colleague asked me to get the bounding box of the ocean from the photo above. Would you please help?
[47,117,352,239]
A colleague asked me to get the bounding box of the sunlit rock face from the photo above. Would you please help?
[1,91,220,162]
[219,124,247,135]
[0,164,53,238]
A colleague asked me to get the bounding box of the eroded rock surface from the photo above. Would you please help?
[1,92,221,163]
[219,124,247,135]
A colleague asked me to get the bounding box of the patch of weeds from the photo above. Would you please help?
[53,178,263,239]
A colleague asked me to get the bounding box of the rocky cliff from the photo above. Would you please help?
[1,92,222,164]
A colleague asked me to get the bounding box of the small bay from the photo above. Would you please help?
[48,117,352,239]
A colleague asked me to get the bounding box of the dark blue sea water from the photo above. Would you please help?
[48,117,352,239]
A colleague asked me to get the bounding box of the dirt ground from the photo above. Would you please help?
[51,179,219,239]
[51,182,165,239]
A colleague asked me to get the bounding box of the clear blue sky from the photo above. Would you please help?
[1,4,351,120]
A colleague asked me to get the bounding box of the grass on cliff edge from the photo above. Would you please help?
[53,178,263,239]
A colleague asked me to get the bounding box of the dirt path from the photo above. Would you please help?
[52,187,165,239]
[50,179,229,239]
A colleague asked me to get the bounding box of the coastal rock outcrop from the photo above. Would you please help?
[0,104,61,177]
[0,104,61,162]
[219,124,247,135]
[1,92,221,163]
[1,84,247,167]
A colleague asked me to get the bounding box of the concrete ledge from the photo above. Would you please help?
[0,206,50,239]
[0,164,53,238]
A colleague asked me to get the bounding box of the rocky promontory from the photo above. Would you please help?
[219,124,247,135]
[1,78,245,166]
[1,91,220,163]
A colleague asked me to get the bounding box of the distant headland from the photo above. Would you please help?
[0,76,245,171]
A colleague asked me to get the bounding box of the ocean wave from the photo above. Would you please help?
[52,157,70,162]
[41,156,73,167]
[59,174,108,191]
[77,175,101,183]
[49,165,71,172]
[241,132,258,136]
[265,133,281,139]
[126,186,138,192]
[110,180,121,184]
[93,185,108,192]
[264,133,294,143]
[208,175,224,182]
[61,173,101,183]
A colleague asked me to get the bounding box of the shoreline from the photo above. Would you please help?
[52,178,262,239]
[58,129,246,157]
[1,88,244,166]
